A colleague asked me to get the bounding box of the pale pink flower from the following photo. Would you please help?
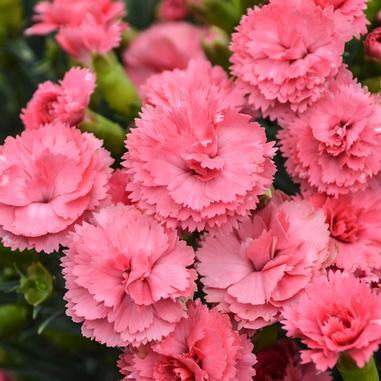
[123,59,275,233]
[282,271,381,371]
[21,67,96,130]
[56,15,127,63]
[0,123,112,253]
[230,0,344,119]
[365,28,381,61]
[279,78,381,196]
[255,340,332,381]
[26,0,126,36]
[196,192,330,329]
[123,22,205,93]
[158,0,188,21]
[62,204,196,347]
[313,0,368,40]
[108,169,131,205]
[307,190,381,272]
[118,301,256,381]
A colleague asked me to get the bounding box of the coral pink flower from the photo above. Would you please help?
[26,0,126,36]
[306,190,381,272]
[282,271,381,371]
[123,22,205,93]
[118,301,256,381]
[365,27,381,61]
[279,79,381,196]
[21,67,96,130]
[196,192,330,329]
[56,15,127,63]
[123,59,275,233]
[62,204,196,347]
[108,169,131,205]
[230,0,344,119]
[313,0,368,40]
[255,340,332,381]
[0,123,112,253]
[158,0,188,21]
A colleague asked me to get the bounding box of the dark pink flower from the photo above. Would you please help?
[158,0,188,21]
[365,28,381,61]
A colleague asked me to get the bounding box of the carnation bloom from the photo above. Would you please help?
[282,271,381,371]
[306,190,381,272]
[365,27,381,61]
[230,0,344,119]
[196,192,330,329]
[25,0,126,36]
[123,22,205,92]
[158,0,188,21]
[56,15,127,63]
[21,67,96,130]
[255,340,332,381]
[123,59,275,232]
[108,169,131,205]
[313,0,368,40]
[118,301,256,381]
[0,123,112,253]
[62,204,196,347]
[279,79,381,196]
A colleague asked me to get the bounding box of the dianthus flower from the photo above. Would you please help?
[196,192,330,329]
[62,204,196,347]
[158,0,188,21]
[282,271,381,371]
[0,123,112,253]
[118,301,256,381]
[365,27,381,61]
[25,0,126,36]
[123,60,275,232]
[230,0,344,119]
[123,22,205,93]
[306,190,381,272]
[279,78,381,196]
[21,67,96,130]
[255,340,332,381]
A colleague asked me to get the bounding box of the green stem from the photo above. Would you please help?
[92,52,141,120]
[338,354,379,381]
[79,109,126,157]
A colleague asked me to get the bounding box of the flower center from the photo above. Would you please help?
[183,152,224,182]
[329,210,362,243]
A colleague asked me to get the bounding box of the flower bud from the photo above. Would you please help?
[157,0,188,21]
[365,28,381,61]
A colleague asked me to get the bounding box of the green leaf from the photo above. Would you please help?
[19,263,53,306]
[0,304,28,338]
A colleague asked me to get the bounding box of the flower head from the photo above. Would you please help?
[255,340,332,381]
[123,59,275,232]
[26,0,126,36]
[282,271,381,371]
[158,0,188,21]
[0,123,112,253]
[62,204,196,347]
[230,0,344,119]
[118,301,257,381]
[123,22,205,93]
[365,27,381,61]
[196,192,331,329]
[21,67,96,130]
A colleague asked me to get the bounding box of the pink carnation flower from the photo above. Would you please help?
[0,123,112,253]
[196,192,330,329]
[26,0,126,36]
[158,0,188,21]
[108,169,131,205]
[230,0,344,119]
[255,340,332,381]
[21,67,96,130]
[279,78,381,196]
[313,0,368,40]
[123,22,205,93]
[123,59,275,232]
[56,15,127,63]
[282,271,381,371]
[307,190,381,272]
[118,301,256,381]
[365,27,381,61]
[62,204,196,347]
